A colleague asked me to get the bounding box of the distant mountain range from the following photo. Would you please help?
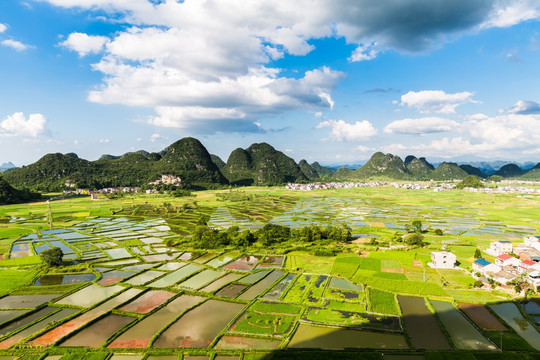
[2,137,540,192]
[0,162,16,173]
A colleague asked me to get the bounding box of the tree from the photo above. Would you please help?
[411,220,423,233]
[405,233,425,247]
[474,249,482,259]
[40,247,63,267]
[434,228,443,236]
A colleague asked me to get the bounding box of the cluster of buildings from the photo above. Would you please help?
[473,237,540,288]
[285,181,387,191]
[64,187,141,196]
[464,186,540,194]
[391,182,456,191]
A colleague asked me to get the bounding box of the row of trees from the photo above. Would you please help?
[186,222,353,249]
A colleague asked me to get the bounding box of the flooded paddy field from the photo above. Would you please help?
[287,323,408,349]
[0,307,79,349]
[200,273,243,293]
[98,270,134,286]
[118,290,176,314]
[458,303,507,330]
[0,294,60,309]
[397,296,451,349]
[2,187,540,358]
[490,303,540,350]
[59,314,135,348]
[429,300,496,350]
[153,299,245,348]
[215,284,246,298]
[109,295,206,348]
[214,335,282,350]
[176,269,224,290]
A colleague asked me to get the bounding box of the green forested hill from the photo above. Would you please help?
[222,143,307,185]
[353,152,409,179]
[4,137,540,191]
[0,176,41,204]
[298,160,319,180]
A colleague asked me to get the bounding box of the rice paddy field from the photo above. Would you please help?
[0,186,538,358]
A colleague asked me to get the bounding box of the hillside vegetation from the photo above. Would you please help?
[4,137,540,191]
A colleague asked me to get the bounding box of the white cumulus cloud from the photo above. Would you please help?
[316,119,377,141]
[0,23,7,33]
[1,39,32,52]
[0,112,47,137]
[349,43,379,62]
[384,117,459,134]
[60,32,109,57]
[400,90,477,114]
[508,100,540,115]
[39,0,540,133]
[482,0,540,28]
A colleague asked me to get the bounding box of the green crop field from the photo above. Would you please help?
[0,186,537,358]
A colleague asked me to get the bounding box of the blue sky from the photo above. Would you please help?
[1,1,540,166]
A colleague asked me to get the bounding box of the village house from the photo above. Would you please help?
[524,236,540,251]
[486,240,513,256]
[528,271,540,288]
[518,260,537,273]
[488,270,516,285]
[428,251,456,269]
[495,254,522,267]
[473,258,501,275]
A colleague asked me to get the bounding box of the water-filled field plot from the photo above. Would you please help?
[33,273,96,286]
[398,295,451,349]
[214,335,282,350]
[153,299,245,348]
[458,303,507,330]
[215,284,247,298]
[125,270,166,286]
[206,252,241,268]
[98,270,134,286]
[430,300,496,350]
[109,295,206,348]
[0,294,60,309]
[490,303,540,350]
[200,273,243,293]
[223,255,262,271]
[59,314,135,348]
[148,264,202,288]
[287,323,408,349]
[177,269,224,290]
[118,290,176,314]
[0,307,78,349]
[55,284,125,308]
[237,270,284,301]
[30,288,142,346]
[256,255,284,269]
[263,273,296,301]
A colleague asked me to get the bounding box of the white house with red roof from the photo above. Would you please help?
[518,260,536,273]
[495,254,521,267]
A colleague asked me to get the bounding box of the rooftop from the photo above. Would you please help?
[474,258,491,267]
[497,254,513,261]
